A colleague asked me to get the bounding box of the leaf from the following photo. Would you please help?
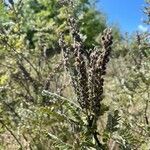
[47,132,73,149]
[106,110,120,133]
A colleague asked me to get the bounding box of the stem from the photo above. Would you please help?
[87,115,105,149]
[93,131,105,150]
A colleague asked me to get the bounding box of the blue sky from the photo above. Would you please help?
[97,0,149,33]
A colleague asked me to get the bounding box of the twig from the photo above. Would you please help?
[144,95,149,125]
[0,34,40,78]
[0,120,23,149]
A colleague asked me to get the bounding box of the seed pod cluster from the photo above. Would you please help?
[89,29,113,115]
[74,42,89,109]
[59,17,113,117]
